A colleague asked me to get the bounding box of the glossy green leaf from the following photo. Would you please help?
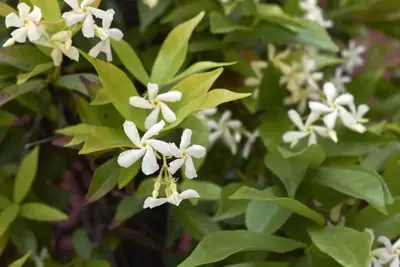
[86,158,119,202]
[308,227,371,267]
[0,204,20,238]
[30,0,61,21]
[0,45,50,71]
[54,73,100,96]
[111,39,150,85]
[210,11,250,34]
[213,183,249,221]
[73,229,92,259]
[181,180,221,201]
[197,89,251,111]
[8,252,31,267]
[0,2,16,17]
[0,111,17,126]
[20,202,68,222]
[312,167,387,214]
[178,230,305,267]
[118,161,141,189]
[162,0,215,24]
[151,12,205,86]
[113,195,142,225]
[17,62,53,85]
[0,194,11,210]
[224,263,290,267]
[56,124,95,136]
[230,186,325,225]
[138,0,172,32]
[13,147,39,203]
[90,89,111,106]
[0,80,48,107]
[80,51,146,130]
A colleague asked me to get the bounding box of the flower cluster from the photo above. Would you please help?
[299,0,333,28]
[4,0,123,65]
[369,230,400,267]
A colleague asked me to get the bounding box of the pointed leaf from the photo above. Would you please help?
[20,202,68,222]
[17,62,53,85]
[86,158,119,202]
[0,111,17,126]
[0,80,48,107]
[118,161,141,189]
[8,252,31,267]
[73,229,92,259]
[197,89,251,110]
[30,0,61,21]
[0,204,20,238]
[0,45,50,71]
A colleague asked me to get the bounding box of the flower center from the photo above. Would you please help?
[394,249,399,255]
[23,20,29,25]
[82,7,88,13]
[305,126,312,133]
[142,142,148,148]
[153,100,159,106]
[182,151,188,157]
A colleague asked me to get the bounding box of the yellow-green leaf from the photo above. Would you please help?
[0,110,17,126]
[17,62,54,85]
[0,204,20,238]
[8,252,31,267]
[30,0,61,21]
[197,89,251,110]
[86,158,119,202]
[0,80,48,107]
[118,162,141,189]
[20,202,68,222]
[0,2,16,17]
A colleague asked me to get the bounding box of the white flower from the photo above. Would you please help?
[129,83,182,129]
[3,37,16,47]
[34,31,79,66]
[5,3,42,43]
[62,0,109,38]
[331,68,352,92]
[143,0,158,9]
[309,82,359,132]
[168,129,206,179]
[279,62,304,91]
[341,41,366,74]
[348,103,369,133]
[194,108,217,120]
[143,189,200,209]
[244,60,268,100]
[117,120,170,175]
[283,109,336,148]
[371,236,400,267]
[299,0,333,28]
[242,129,259,159]
[301,56,324,90]
[268,44,291,70]
[208,111,242,154]
[284,86,320,114]
[89,12,124,62]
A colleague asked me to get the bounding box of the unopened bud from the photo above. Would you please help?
[3,38,15,48]
[152,181,161,198]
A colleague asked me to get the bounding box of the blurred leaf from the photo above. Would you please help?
[178,230,305,267]
[17,62,53,85]
[138,0,172,32]
[73,229,92,260]
[181,180,221,201]
[0,233,8,257]
[20,202,68,222]
[9,221,38,254]
[151,12,205,86]
[8,252,31,267]
[111,40,150,86]
[383,151,400,197]
[30,0,61,21]
[258,65,286,111]
[162,0,216,24]
[86,158,119,202]
[0,111,17,126]
[13,147,39,203]
[0,80,48,107]
[54,73,99,96]
[0,45,50,71]
[230,186,325,225]
[118,161,141,189]
[210,11,250,34]
[0,2,16,17]
[0,194,11,210]
[308,227,371,267]
[56,124,94,136]
[0,204,19,238]
[213,183,249,221]
[113,195,142,225]
[224,263,290,267]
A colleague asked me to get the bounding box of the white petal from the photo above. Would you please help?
[308,132,317,146]
[62,46,79,62]
[283,131,308,143]
[88,7,109,19]
[207,120,219,130]
[5,13,23,28]
[123,121,142,148]
[187,145,206,158]
[323,82,338,105]
[168,158,185,175]
[323,111,338,129]
[180,189,200,200]
[3,38,15,48]
[144,107,160,130]
[11,27,28,43]
[51,48,63,66]
[223,129,237,154]
[109,28,123,40]
[372,248,393,264]
[27,6,42,22]
[203,108,217,116]
[81,0,95,8]
[142,120,165,141]
[51,30,71,42]
[160,102,176,123]
[169,143,182,158]
[220,111,232,124]
[329,130,338,143]
[147,83,159,102]
[156,91,182,103]
[143,197,167,209]
[227,120,242,129]
[288,109,305,131]
[103,39,113,62]
[180,129,192,150]
[64,0,80,10]
[309,101,333,113]
[377,236,393,251]
[89,41,105,58]
[101,10,115,29]
[305,111,320,126]
[62,12,85,26]
[147,139,170,156]
[18,3,30,20]
[339,107,357,127]
[389,257,399,267]
[312,126,329,137]
[117,149,146,168]
[334,93,354,106]
[82,14,95,38]
[357,104,369,118]
[142,147,159,175]
[209,131,222,144]
[129,97,153,109]
[184,156,197,178]
[244,77,260,87]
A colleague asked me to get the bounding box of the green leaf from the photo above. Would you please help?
[170,61,236,84]
[85,260,110,267]
[224,263,290,267]
[259,110,291,149]
[277,145,326,167]
[118,161,141,189]
[17,62,53,85]
[90,89,111,106]
[138,0,173,32]
[258,65,286,111]
[30,0,61,21]
[0,194,11,210]
[210,11,251,34]
[54,73,99,96]
[56,124,95,136]
[0,111,17,126]
[230,186,325,225]
[213,183,249,221]
[113,195,142,225]
[312,167,387,214]
[0,80,48,107]
[0,233,9,257]
[80,51,146,130]
[173,203,220,241]
[111,40,150,86]
[0,204,20,238]
[0,2,16,17]
[151,12,205,86]
[86,158,119,202]
[8,252,31,267]
[13,147,40,203]
[0,45,50,71]
[162,0,216,24]
[20,202,68,222]
[197,89,251,110]
[73,229,92,260]
[181,180,221,201]
[178,230,305,267]
[308,227,371,267]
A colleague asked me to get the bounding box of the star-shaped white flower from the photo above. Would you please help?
[299,0,333,28]
[62,0,109,38]
[331,68,352,92]
[244,60,268,100]
[284,86,320,114]
[242,129,259,159]
[301,56,324,90]
[143,0,159,9]
[371,236,400,267]
[268,44,291,70]
[348,103,369,133]
[208,110,242,154]
[143,189,200,209]
[89,12,124,62]
[279,62,305,92]
[283,109,336,148]
[129,83,182,129]
[341,41,366,74]
[117,120,170,175]
[5,3,42,44]
[34,31,79,66]
[168,129,206,179]
[309,82,359,132]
